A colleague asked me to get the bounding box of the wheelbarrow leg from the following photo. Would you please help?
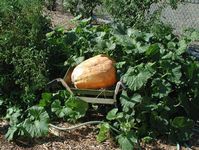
[113,80,126,109]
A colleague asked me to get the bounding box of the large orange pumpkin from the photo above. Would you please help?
[71,54,117,89]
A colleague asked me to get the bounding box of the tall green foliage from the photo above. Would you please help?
[0,0,50,111]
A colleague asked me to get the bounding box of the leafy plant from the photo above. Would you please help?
[63,0,102,18]
[22,106,50,138]
[5,106,49,141]
[50,91,89,122]
[100,26,199,148]
[97,122,110,142]
[4,89,89,141]
[0,0,51,111]
[49,20,199,149]
[0,0,51,141]
[46,20,109,79]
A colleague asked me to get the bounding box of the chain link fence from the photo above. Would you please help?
[150,0,199,35]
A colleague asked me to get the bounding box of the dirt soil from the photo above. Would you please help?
[44,8,75,30]
[1,118,199,150]
[0,119,119,150]
[1,8,199,150]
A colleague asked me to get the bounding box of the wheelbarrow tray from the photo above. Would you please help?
[69,88,117,104]
[70,88,114,97]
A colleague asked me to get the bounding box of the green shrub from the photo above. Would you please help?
[103,0,183,28]
[0,0,51,111]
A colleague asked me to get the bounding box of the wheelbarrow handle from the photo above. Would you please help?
[56,78,74,95]
[46,79,58,87]
[47,78,73,95]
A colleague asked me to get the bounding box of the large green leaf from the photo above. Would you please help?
[116,61,126,69]
[117,131,137,150]
[23,118,49,138]
[39,92,52,107]
[106,108,118,120]
[51,95,88,121]
[145,43,160,56]
[106,41,116,51]
[23,106,49,138]
[51,99,72,118]
[160,61,182,85]
[97,122,110,142]
[120,91,142,112]
[169,65,182,84]
[5,122,30,141]
[152,79,172,98]
[65,95,88,118]
[176,39,187,55]
[5,126,18,141]
[123,63,156,91]
[171,116,193,129]
[28,106,49,121]
[115,34,135,48]
[5,107,22,125]
[127,29,153,42]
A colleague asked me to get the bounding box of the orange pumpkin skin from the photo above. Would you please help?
[71,54,117,89]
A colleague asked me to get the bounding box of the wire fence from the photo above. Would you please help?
[150,0,199,34]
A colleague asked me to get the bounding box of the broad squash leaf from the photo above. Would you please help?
[177,39,187,55]
[145,43,160,56]
[172,116,193,129]
[23,106,49,138]
[106,108,118,120]
[117,131,137,150]
[123,63,156,91]
[120,91,142,112]
[65,95,88,118]
[5,126,18,141]
[39,92,52,107]
[152,79,172,98]
[51,99,72,118]
[97,122,110,142]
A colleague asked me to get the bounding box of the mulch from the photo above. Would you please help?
[0,120,119,150]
